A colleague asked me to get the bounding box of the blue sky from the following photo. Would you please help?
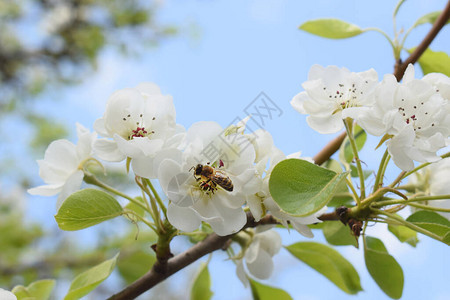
[14,0,450,299]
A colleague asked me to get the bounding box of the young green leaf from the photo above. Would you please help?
[286,242,362,294]
[299,19,364,39]
[323,221,358,247]
[406,211,450,243]
[249,279,292,300]
[190,262,213,300]
[364,236,404,299]
[12,279,55,300]
[408,48,450,76]
[413,11,449,28]
[124,196,146,220]
[269,159,349,217]
[388,224,419,247]
[55,189,124,231]
[64,253,119,300]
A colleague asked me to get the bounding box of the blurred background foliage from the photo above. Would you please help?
[0,1,182,297]
[0,0,178,183]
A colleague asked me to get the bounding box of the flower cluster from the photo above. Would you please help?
[292,64,450,171]
[29,83,322,239]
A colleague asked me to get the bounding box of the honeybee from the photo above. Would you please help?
[191,163,233,192]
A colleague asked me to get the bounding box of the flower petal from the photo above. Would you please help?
[56,170,84,210]
[93,138,125,162]
[167,203,202,232]
[235,260,249,287]
[28,183,63,196]
[246,249,274,279]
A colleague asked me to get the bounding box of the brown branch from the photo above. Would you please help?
[313,132,347,165]
[394,0,450,81]
[107,214,278,300]
[317,211,340,221]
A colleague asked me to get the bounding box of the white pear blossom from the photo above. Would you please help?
[409,158,450,220]
[291,65,378,134]
[0,288,17,300]
[358,65,450,171]
[28,124,96,210]
[158,121,260,236]
[235,226,282,286]
[93,83,183,178]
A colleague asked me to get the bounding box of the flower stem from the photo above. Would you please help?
[136,177,164,233]
[144,179,167,218]
[408,202,450,213]
[373,149,390,193]
[344,119,366,201]
[364,27,396,55]
[84,174,151,214]
[373,194,450,208]
[372,208,443,242]
[123,209,157,232]
[346,177,361,206]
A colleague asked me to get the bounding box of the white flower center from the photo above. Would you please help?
[325,81,368,113]
[121,113,156,140]
[397,98,434,132]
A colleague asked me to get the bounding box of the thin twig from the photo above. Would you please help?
[393,1,450,81]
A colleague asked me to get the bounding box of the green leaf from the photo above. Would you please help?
[124,196,146,220]
[299,19,364,39]
[413,11,449,28]
[269,159,349,217]
[12,279,55,300]
[323,221,358,247]
[249,279,292,300]
[117,250,155,284]
[190,262,213,300]
[406,211,450,242]
[55,189,124,231]
[286,242,362,294]
[443,232,450,245]
[393,0,406,18]
[388,224,419,247]
[364,237,404,299]
[64,253,119,300]
[408,48,450,76]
